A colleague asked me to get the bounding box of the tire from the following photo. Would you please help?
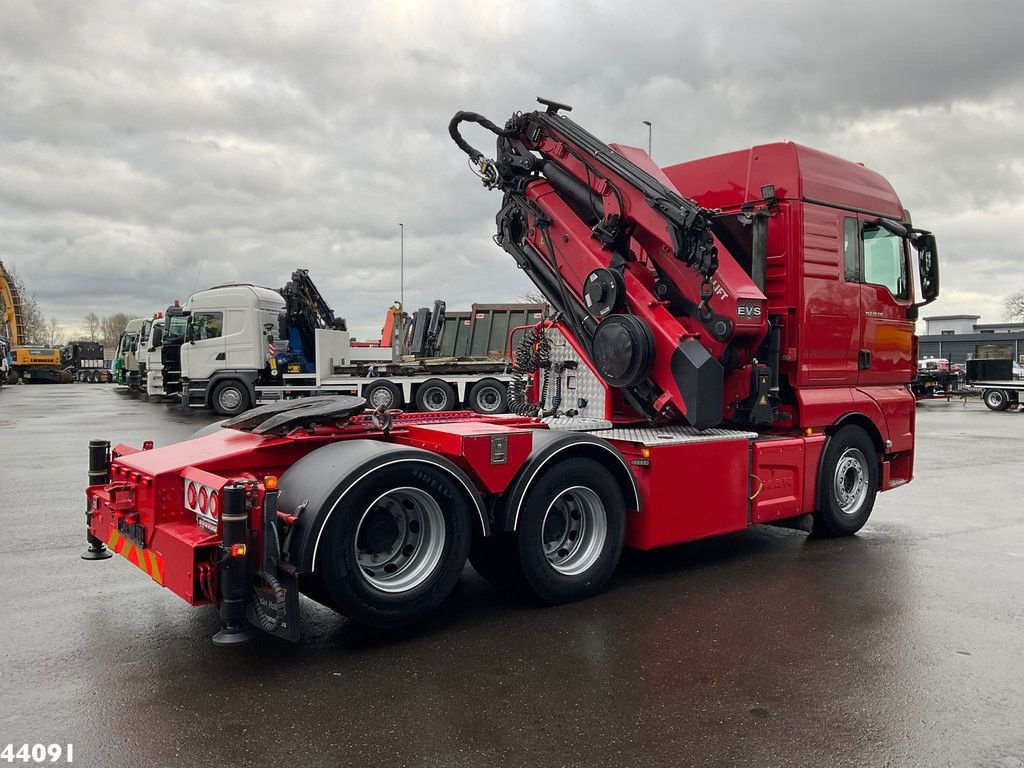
[983,389,1010,411]
[317,463,473,628]
[812,426,879,537]
[515,457,625,604]
[468,378,509,414]
[469,529,523,589]
[363,380,403,410]
[211,379,251,416]
[414,379,457,413]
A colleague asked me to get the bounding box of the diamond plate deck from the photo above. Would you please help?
[580,424,757,446]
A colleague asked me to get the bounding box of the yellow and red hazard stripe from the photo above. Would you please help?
[106,528,164,585]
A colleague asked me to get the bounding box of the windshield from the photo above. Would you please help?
[165,315,188,341]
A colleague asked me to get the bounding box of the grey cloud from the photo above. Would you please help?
[1,0,1022,336]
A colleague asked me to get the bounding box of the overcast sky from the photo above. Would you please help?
[2,0,1022,338]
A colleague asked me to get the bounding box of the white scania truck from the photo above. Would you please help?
[179,283,524,416]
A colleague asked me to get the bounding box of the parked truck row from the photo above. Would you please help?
[111,269,544,416]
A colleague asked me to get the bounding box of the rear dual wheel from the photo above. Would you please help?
[315,464,473,628]
[469,458,626,604]
[983,389,1010,411]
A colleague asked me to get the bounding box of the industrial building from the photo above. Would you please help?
[920,314,1024,365]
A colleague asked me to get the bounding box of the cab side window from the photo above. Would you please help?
[193,311,224,341]
[862,225,908,299]
[842,217,860,281]
[842,216,909,300]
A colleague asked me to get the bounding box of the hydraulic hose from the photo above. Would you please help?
[448,111,512,164]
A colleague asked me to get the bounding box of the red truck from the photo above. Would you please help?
[82,100,939,644]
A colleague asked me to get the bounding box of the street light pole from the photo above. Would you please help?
[398,222,404,309]
[642,120,652,156]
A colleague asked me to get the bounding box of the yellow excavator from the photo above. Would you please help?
[0,260,67,384]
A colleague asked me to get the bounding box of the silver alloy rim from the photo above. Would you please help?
[354,487,446,593]
[833,447,869,515]
[219,386,242,411]
[474,386,502,413]
[987,390,1004,407]
[541,486,607,576]
[368,385,395,409]
[423,386,448,411]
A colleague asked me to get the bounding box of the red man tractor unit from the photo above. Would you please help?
[83,100,940,644]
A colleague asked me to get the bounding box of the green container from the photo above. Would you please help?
[439,312,472,357]
[467,304,546,359]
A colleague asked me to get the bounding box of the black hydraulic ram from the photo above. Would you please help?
[82,440,113,560]
[213,483,254,646]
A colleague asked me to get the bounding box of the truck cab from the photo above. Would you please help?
[180,285,285,415]
[155,302,187,398]
[138,316,164,395]
[113,318,146,388]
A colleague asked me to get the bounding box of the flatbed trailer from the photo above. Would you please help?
[964,359,1024,411]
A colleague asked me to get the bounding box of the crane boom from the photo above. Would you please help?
[449,100,770,428]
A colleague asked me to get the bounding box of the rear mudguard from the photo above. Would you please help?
[491,430,640,533]
[276,440,487,575]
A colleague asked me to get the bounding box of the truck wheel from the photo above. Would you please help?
[363,380,403,410]
[415,379,457,412]
[813,426,878,537]
[212,380,251,416]
[318,464,473,628]
[983,389,1010,411]
[515,458,625,604]
[468,378,508,414]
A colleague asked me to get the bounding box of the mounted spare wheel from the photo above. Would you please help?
[211,380,251,416]
[363,379,403,410]
[315,462,473,628]
[414,379,457,412]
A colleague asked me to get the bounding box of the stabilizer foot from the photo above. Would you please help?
[81,546,113,560]
[212,626,254,646]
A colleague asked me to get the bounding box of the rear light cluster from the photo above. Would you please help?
[184,479,220,528]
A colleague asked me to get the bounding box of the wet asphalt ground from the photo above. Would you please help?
[0,385,1022,768]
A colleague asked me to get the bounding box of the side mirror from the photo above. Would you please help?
[915,232,939,305]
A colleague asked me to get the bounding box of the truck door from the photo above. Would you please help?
[799,206,860,384]
[185,311,226,379]
[855,220,914,385]
[224,307,256,369]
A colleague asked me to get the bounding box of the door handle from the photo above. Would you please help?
[215,352,226,361]
[858,349,871,370]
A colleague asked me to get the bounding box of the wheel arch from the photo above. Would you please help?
[277,440,488,575]
[493,430,639,533]
[205,370,258,409]
[827,412,885,457]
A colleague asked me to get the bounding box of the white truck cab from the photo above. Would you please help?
[114,318,146,388]
[138,316,164,396]
[180,285,285,414]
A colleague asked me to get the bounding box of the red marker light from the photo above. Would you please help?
[208,491,218,518]
[198,486,208,513]
[186,482,197,508]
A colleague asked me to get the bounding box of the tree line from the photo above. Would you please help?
[3,265,131,349]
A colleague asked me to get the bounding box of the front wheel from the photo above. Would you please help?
[983,389,1010,411]
[211,380,251,416]
[318,464,473,628]
[813,426,879,537]
[515,458,625,604]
